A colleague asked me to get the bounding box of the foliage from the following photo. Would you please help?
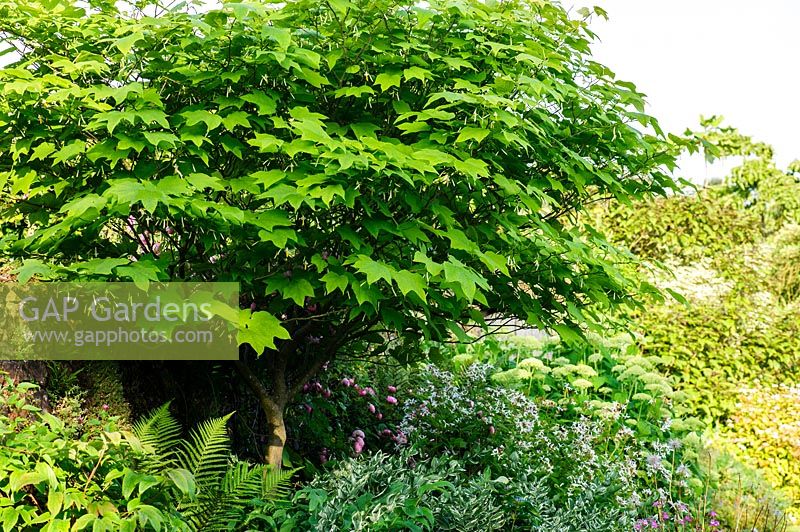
[0,376,188,531]
[684,116,800,232]
[595,129,800,523]
[274,451,506,532]
[715,386,800,521]
[0,0,679,462]
[273,336,730,531]
[685,115,774,163]
[480,335,702,440]
[632,292,800,421]
[769,224,800,302]
[0,376,293,531]
[594,189,760,264]
[130,404,296,531]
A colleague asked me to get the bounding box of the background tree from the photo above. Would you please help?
[0,0,677,466]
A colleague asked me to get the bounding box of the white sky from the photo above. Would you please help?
[576,0,800,183]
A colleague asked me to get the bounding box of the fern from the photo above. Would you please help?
[262,466,295,502]
[184,462,266,531]
[132,402,182,468]
[130,404,296,531]
[176,413,233,488]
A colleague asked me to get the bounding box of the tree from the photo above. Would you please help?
[0,0,677,466]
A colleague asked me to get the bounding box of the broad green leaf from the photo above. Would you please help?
[374,71,401,91]
[143,131,179,148]
[181,109,223,132]
[321,271,350,294]
[393,270,427,300]
[221,111,251,131]
[114,31,144,54]
[52,140,86,164]
[30,142,55,161]
[353,256,394,284]
[166,469,196,498]
[238,310,291,353]
[455,127,490,144]
[16,259,53,283]
[241,92,277,115]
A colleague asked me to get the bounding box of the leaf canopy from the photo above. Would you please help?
[0,0,678,355]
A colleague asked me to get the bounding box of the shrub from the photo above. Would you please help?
[0,376,188,531]
[276,451,507,532]
[594,190,760,264]
[715,386,800,520]
[453,336,704,455]
[0,376,293,531]
[633,292,800,422]
[275,344,719,531]
[398,360,706,529]
[769,224,800,302]
[282,361,409,469]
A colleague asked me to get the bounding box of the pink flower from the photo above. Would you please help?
[353,437,365,454]
[376,413,383,420]
[488,425,496,435]
[102,404,109,411]
[386,395,398,405]
[351,429,365,439]
[250,301,257,312]
[368,404,376,414]
[359,389,367,397]
[304,404,313,414]
[323,389,332,398]
[387,385,397,393]
[341,378,352,387]
[381,429,393,438]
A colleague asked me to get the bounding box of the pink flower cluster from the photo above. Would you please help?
[301,375,403,460]
[350,429,366,454]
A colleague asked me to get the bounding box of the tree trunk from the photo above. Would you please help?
[265,410,286,469]
[234,360,288,469]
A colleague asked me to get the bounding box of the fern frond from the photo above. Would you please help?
[262,466,296,502]
[182,463,258,530]
[176,412,233,490]
[183,463,297,531]
[132,402,182,468]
